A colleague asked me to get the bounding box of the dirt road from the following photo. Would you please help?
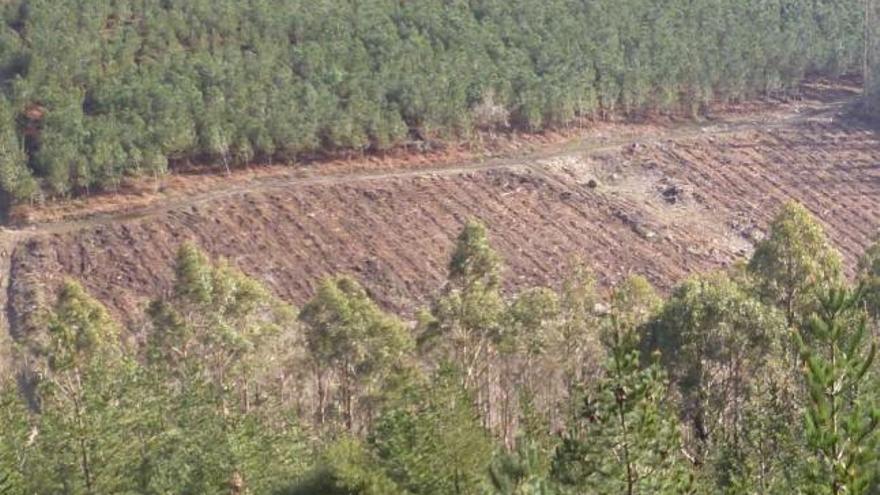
[1,81,877,340]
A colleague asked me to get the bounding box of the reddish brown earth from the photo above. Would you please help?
[2,80,879,338]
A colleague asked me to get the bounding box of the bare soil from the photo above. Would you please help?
[2,79,878,337]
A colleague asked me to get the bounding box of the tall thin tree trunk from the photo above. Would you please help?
[243,379,250,413]
[72,372,95,495]
[343,370,355,432]
[315,366,326,426]
[612,350,635,495]
[829,332,840,495]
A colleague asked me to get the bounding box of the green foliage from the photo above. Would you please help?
[27,360,139,494]
[552,275,692,494]
[647,272,793,479]
[748,201,843,327]
[449,219,502,291]
[369,368,496,495]
[867,0,880,114]
[147,242,296,382]
[552,350,693,494]
[8,244,307,494]
[858,239,880,319]
[5,222,880,493]
[422,219,505,390]
[300,276,413,383]
[0,380,29,495]
[500,287,560,357]
[604,275,661,350]
[555,265,604,396]
[704,370,805,494]
[24,282,136,494]
[0,0,866,200]
[0,100,35,202]
[799,287,880,495]
[45,280,120,372]
[493,287,565,456]
[287,369,494,495]
[129,376,307,495]
[300,275,414,431]
[278,437,401,495]
[143,243,306,493]
[488,441,557,495]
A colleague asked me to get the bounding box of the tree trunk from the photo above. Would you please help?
[72,372,95,495]
[343,371,355,432]
[315,365,327,426]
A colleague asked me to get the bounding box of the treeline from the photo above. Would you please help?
[0,0,867,201]
[869,0,880,115]
[1,202,880,494]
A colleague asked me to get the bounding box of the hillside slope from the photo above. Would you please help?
[2,80,878,338]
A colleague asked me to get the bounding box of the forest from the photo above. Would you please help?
[0,0,869,201]
[869,0,880,113]
[0,202,879,494]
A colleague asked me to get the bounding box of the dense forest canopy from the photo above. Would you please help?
[2,203,880,494]
[0,0,868,201]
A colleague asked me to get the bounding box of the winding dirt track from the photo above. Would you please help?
[1,81,878,339]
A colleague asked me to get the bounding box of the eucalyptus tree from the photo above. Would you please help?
[299,275,414,432]
[858,240,880,320]
[144,243,305,493]
[24,281,137,495]
[147,242,297,397]
[646,272,792,472]
[421,219,505,401]
[749,202,843,328]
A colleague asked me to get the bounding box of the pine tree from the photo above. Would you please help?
[488,440,557,495]
[551,350,692,494]
[369,367,496,495]
[552,277,692,495]
[0,1,868,200]
[0,100,36,202]
[799,287,880,495]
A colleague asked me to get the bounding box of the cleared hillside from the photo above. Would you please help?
[2,80,877,338]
